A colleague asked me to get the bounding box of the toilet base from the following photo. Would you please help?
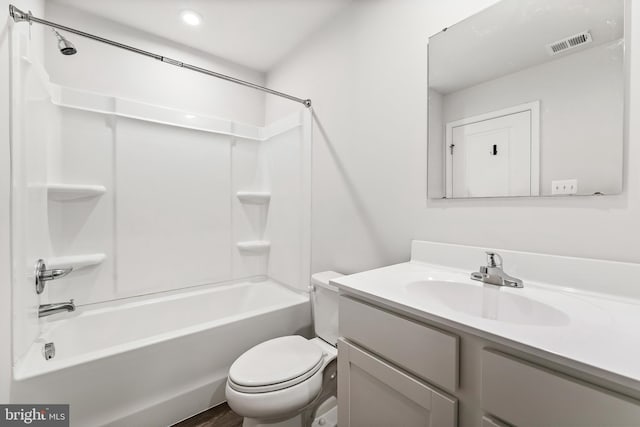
[242,398,337,427]
[311,400,338,427]
[242,413,302,427]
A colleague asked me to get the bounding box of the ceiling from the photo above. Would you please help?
[48,0,351,71]
[429,0,624,94]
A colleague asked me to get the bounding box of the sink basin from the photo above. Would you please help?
[405,280,570,326]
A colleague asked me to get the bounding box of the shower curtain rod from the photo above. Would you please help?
[8,4,312,108]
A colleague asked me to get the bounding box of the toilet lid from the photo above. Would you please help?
[228,335,324,389]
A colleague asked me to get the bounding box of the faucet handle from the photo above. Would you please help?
[485,251,503,268]
[35,259,73,295]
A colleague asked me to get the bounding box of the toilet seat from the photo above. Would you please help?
[228,335,325,393]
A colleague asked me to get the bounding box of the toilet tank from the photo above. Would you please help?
[311,271,343,346]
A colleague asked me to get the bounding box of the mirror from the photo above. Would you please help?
[428,0,625,199]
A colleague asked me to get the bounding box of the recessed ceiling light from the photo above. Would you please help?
[180,10,202,26]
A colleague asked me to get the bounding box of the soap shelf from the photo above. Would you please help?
[236,191,271,204]
[47,253,106,270]
[236,241,271,254]
[47,184,106,201]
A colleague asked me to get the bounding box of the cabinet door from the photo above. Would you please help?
[338,338,457,427]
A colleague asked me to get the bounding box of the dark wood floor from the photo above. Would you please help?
[172,403,243,427]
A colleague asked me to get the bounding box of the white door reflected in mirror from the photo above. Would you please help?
[446,102,539,198]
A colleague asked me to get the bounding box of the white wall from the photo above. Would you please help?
[263,114,312,291]
[44,2,266,126]
[265,0,640,277]
[1,0,45,403]
[1,0,14,403]
[437,41,623,196]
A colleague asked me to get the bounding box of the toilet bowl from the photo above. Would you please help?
[225,271,343,427]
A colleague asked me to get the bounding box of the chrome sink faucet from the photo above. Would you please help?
[471,252,523,288]
[39,299,75,318]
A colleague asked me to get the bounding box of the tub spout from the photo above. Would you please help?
[39,299,75,318]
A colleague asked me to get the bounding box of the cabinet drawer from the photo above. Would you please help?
[482,349,640,427]
[339,295,458,392]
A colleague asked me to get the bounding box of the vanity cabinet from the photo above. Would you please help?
[337,294,640,427]
[337,338,457,427]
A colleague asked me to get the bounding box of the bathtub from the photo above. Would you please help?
[10,279,311,427]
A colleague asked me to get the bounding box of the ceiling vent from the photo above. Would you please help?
[546,31,593,56]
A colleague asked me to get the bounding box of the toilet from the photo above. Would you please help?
[226,271,343,427]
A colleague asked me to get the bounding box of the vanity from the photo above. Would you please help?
[331,0,635,424]
[331,241,640,427]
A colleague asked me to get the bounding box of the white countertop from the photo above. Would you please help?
[332,260,640,390]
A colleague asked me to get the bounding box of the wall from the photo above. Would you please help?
[262,112,312,291]
[265,0,640,277]
[1,0,13,403]
[44,2,266,126]
[43,105,237,306]
[1,0,45,403]
[40,101,310,306]
[435,41,623,196]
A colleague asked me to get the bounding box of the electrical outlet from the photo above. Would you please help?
[551,179,578,195]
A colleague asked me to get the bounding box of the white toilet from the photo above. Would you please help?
[226,271,343,427]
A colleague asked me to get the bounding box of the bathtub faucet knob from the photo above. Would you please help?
[35,259,73,294]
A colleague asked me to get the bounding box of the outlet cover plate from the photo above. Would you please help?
[551,179,578,195]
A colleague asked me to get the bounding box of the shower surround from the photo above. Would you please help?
[8,20,312,425]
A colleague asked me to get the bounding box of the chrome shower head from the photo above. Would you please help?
[52,28,77,55]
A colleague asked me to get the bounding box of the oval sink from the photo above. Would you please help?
[405,280,570,326]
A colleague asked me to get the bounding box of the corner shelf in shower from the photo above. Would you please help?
[47,253,106,270]
[236,240,271,254]
[47,184,107,201]
[236,191,271,204]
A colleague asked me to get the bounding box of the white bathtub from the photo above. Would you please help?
[11,279,311,427]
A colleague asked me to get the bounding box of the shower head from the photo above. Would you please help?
[52,28,77,55]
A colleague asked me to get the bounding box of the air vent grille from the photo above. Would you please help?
[546,31,593,56]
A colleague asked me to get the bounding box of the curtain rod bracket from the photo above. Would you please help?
[9,5,32,24]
